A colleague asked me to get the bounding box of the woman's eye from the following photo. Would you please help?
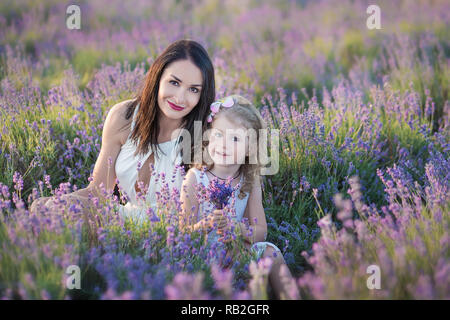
[214,131,222,137]
[170,80,179,86]
[190,87,199,93]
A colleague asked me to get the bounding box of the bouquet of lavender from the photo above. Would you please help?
[207,177,234,210]
[205,177,253,269]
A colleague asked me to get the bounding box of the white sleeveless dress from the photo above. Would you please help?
[190,168,281,260]
[115,102,184,223]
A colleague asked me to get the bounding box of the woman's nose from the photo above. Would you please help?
[175,89,187,106]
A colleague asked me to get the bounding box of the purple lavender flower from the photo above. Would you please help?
[207,178,234,210]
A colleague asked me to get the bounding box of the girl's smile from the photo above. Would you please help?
[216,150,229,157]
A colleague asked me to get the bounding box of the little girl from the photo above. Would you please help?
[180,95,299,300]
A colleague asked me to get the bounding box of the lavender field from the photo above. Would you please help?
[0,0,449,299]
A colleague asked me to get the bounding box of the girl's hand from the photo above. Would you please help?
[219,241,253,268]
[217,227,232,243]
[221,249,234,268]
[206,209,228,231]
[217,219,239,243]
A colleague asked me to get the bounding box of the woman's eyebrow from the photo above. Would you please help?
[170,74,202,87]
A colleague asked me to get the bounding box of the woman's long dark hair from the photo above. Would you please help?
[125,39,215,170]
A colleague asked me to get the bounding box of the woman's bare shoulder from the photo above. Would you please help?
[106,99,137,144]
[110,99,136,123]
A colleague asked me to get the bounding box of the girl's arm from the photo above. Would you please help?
[180,169,202,233]
[180,169,230,234]
[239,176,268,244]
[180,170,224,234]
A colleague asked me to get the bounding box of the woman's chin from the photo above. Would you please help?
[159,106,188,121]
[165,111,185,120]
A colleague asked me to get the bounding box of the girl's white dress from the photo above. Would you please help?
[114,102,184,223]
[190,167,281,260]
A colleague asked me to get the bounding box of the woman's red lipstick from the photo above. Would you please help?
[168,101,184,111]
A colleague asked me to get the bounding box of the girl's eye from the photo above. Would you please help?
[169,80,179,86]
[190,87,199,93]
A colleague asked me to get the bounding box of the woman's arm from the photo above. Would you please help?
[82,101,129,198]
[30,100,131,214]
[239,176,268,244]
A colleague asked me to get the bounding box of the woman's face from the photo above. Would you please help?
[157,59,203,122]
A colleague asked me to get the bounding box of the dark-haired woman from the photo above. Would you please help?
[30,39,215,221]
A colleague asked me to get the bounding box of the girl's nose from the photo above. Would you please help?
[220,140,229,152]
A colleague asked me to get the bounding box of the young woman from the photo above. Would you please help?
[30,39,215,221]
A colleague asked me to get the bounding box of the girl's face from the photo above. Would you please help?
[207,113,248,166]
[157,59,203,122]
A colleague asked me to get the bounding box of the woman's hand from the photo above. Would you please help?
[29,196,52,214]
[44,194,90,213]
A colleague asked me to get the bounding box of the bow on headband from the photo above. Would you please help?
[207,96,234,123]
